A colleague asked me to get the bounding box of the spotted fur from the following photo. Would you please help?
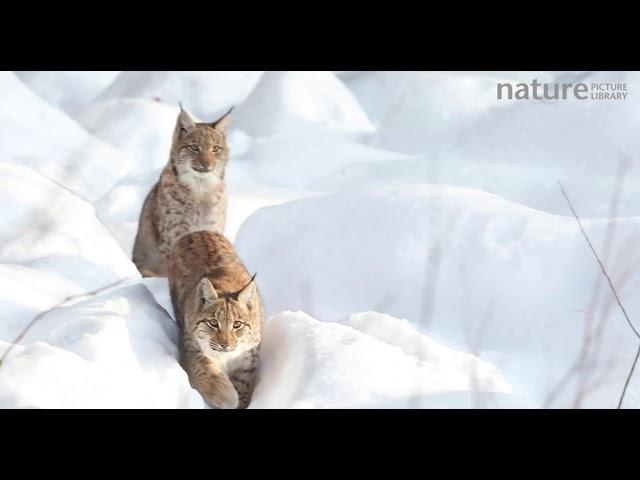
[132,106,233,277]
[169,231,263,409]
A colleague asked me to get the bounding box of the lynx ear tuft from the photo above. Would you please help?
[236,273,256,310]
[197,277,218,307]
[211,107,234,133]
[177,104,195,135]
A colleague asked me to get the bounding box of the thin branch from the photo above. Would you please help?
[558,181,639,409]
[617,345,640,409]
[0,276,134,371]
[558,182,640,340]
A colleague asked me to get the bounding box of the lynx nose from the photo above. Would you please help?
[219,342,235,352]
[196,156,214,172]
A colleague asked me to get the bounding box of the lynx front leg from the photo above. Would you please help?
[230,347,259,409]
[182,350,239,409]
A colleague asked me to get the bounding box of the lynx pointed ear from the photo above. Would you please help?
[211,107,234,133]
[237,274,256,310]
[177,105,196,135]
[197,277,218,307]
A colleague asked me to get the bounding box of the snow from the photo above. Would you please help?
[0,162,136,280]
[0,285,205,409]
[251,311,512,409]
[370,71,640,218]
[232,71,375,138]
[235,184,640,407]
[1,70,638,408]
[98,71,264,121]
[15,71,120,114]
[76,99,181,172]
[0,72,134,201]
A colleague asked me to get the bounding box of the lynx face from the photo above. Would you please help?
[190,277,258,355]
[171,107,232,179]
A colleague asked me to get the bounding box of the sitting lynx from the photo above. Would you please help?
[169,231,262,409]
[132,105,232,277]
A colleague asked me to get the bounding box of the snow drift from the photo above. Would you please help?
[371,71,640,218]
[15,71,120,114]
[0,72,134,201]
[98,71,264,121]
[235,185,640,407]
[252,311,513,408]
[233,71,375,138]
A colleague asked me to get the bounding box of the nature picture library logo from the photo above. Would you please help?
[497,78,630,101]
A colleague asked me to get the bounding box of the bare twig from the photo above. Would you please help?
[558,181,640,409]
[558,182,639,340]
[618,346,640,408]
[0,276,134,371]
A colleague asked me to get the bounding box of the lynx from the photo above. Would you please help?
[169,230,263,409]
[132,105,232,277]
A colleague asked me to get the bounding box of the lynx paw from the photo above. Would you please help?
[202,382,239,410]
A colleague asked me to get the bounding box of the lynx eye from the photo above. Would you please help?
[206,320,219,329]
[188,144,199,152]
[233,321,243,329]
[212,146,222,153]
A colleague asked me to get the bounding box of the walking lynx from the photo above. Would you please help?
[169,231,263,409]
[132,105,232,277]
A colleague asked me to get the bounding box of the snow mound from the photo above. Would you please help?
[15,71,120,114]
[346,72,578,126]
[371,71,640,217]
[234,121,414,190]
[98,71,263,120]
[0,162,137,279]
[250,311,512,408]
[76,99,180,172]
[0,72,134,201]
[94,169,160,256]
[236,185,640,407]
[0,161,139,353]
[0,285,204,408]
[233,71,374,138]
[372,72,514,155]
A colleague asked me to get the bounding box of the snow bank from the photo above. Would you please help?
[233,71,374,138]
[371,71,640,217]
[0,162,137,279]
[0,161,139,357]
[0,285,204,408]
[233,121,414,191]
[76,99,180,172]
[251,311,512,408]
[346,71,585,127]
[0,162,195,408]
[235,185,640,407]
[98,71,263,121]
[372,72,515,154]
[0,72,134,201]
[15,71,120,114]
